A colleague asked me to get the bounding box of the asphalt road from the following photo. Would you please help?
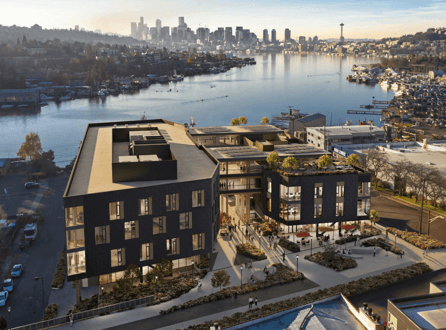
[371,190,446,243]
[349,268,446,322]
[0,174,68,327]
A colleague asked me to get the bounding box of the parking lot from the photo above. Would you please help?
[0,174,68,327]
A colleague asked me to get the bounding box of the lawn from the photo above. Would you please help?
[393,195,446,217]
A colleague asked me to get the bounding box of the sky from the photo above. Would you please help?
[2,0,446,40]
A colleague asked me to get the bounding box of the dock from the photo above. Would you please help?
[347,110,382,115]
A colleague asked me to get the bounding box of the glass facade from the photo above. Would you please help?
[95,225,110,245]
[358,199,371,216]
[167,237,180,256]
[336,202,344,216]
[138,198,152,216]
[111,248,126,267]
[279,202,301,221]
[179,212,192,230]
[110,201,124,220]
[67,250,86,275]
[336,182,345,197]
[192,233,205,251]
[66,228,85,250]
[314,184,323,198]
[280,185,301,201]
[153,216,167,235]
[124,221,139,240]
[358,182,371,197]
[65,206,84,227]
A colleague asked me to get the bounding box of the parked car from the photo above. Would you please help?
[11,264,23,277]
[3,279,13,292]
[0,291,8,307]
[24,182,39,189]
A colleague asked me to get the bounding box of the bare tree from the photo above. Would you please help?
[427,174,446,208]
[388,160,412,195]
[363,149,389,187]
[406,164,440,233]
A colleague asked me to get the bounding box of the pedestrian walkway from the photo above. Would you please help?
[48,221,446,330]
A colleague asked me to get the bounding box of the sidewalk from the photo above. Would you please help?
[48,222,446,330]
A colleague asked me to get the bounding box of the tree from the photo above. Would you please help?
[427,176,446,208]
[31,149,57,176]
[153,258,173,278]
[230,118,240,126]
[283,156,298,172]
[266,151,280,169]
[407,164,440,233]
[370,210,380,227]
[388,160,412,195]
[346,154,361,167]
[260,117,270,125]
[317,155,332,169]
[220,212,231,226]
[238,116,248,125]
[211,270,230,291]
[363,149,389,187]
[17,132,42,160]
[0,316,6,330]
[124,264,142,284]
[322,244,338,261]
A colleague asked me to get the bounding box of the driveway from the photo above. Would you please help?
[0,174,68,327]
[371,190,446,243]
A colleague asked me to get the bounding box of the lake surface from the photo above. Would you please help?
[0,53,394,166]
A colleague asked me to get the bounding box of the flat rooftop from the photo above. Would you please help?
[207,144,329,161]
[308,125,384,137]
[66,120,217,197]
[394,295,446,329]
[188,124,283,135]
[349,141,446,175]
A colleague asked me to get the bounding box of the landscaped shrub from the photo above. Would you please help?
[260,222,279,236]
[236,243,267,260]
[361,237,402,255]
[335,225,381,245]
[44,303,58,320]
[304,252,357,271]
[67,269,208,314]
[184,263,432,330]
[51,251,67,289]
[387,228,446,249]
[278,237,300,253]
[198,254,210,269]
[159,264,304,315]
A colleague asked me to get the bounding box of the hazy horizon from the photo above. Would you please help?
[2,0,446,40]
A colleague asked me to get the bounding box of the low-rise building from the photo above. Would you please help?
[0,88,41,106]
[306,125,385,152]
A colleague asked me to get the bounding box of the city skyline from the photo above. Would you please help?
[1,0,446,40]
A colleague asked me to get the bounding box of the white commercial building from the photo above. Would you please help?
[306,125,385,152]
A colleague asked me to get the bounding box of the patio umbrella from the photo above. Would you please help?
[295,231,311,238]
[339,224,356,231]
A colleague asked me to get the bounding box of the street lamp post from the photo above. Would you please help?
[34,277,45,320]
[240,267,243,289]
[394,233,397,248]
[191,260,194,279]
[100,287,104,306]
[258,235,261,253]
[296,255,299,273]
[155,276,158,300]
[7,307,11,330]
[310,238,313,256]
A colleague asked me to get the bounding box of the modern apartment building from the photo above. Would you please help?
[63,120,220,287]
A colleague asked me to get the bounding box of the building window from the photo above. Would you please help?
[336,202,344,216]
[166,237,180,256]
[179,212,193,230]
[124,221,139,240]
[111,248,126,267]
[66,228,85,250]
[138,198,152,216]
[95,225,110,245]
[314,184,323,198]
[67,250,86,275]
[166,193,179,211]
[358,199,371,216]
[153,216,167,235]
[110,201,124,220]
[267,197,272,212]
[358,182,371,197]
[99,271,125,285]
[314,203,323,218]
[140,243,153,261]
[267,179,272,193]
[336,182,345,197]
[192,233,205,251]
[192,190,205,207]
[65,206,84,227]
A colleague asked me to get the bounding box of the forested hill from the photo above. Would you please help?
[0,24,144,46]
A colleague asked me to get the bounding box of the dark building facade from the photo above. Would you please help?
[63,120,220,286]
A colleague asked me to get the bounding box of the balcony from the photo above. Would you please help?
[220,177,262,192]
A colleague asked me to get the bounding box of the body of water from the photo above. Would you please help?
[0,53,394,166]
